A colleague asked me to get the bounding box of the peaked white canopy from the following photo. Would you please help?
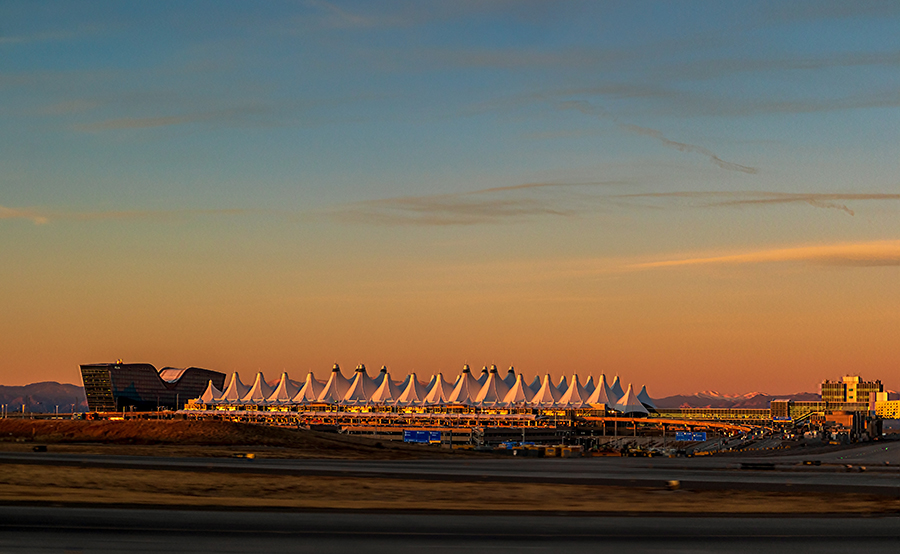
[268,372,300,403]
[502,374,535,406]
[396,373,429,405]
[343,365,378,404]
[527,375,542,394]
[396,374,412,390]
[293,372,325,403]
[317,364,351,403]
[586,374,617,407]
[218,372,250,403]
[369,373,402,404]
[475,369,510,406]
[448,366,481,404]
[373,365,389,387]
[558,374,590,408]
[529,374,562,406]
[557,375,569,394]
[615,384,649,415]
[503,367,517,389]
[423,373,454,405]
[199,380,221,403]
[477,366,489,385]
[584,376,596,394]
[637,385,657,410]
[242,372,274,403]
[610,375,625,400]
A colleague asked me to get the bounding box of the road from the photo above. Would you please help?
[2,441,899,496]
[0,506,898,553]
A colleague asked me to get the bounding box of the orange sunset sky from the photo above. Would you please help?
[1,2,898,395]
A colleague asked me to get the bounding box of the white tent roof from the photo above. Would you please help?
[586,374,618,407]
[477,366,489,385]
[447,367,481,405]
[527,375,542,394]
[199,380,221,403]
[503,367,517,388]
[615,383,649,415]
[530,374,563,406]
[474,369,510,406]
[423,373,454,405]
[268,372,300,403]
[557,375,569,394]
[369,373,402,404]
[558,374,590,408]
[219,372,250,403]
[317,364,351,403]
[610,375,625,399]
[637,385,657,410]
[373,366,389,387]
[343,365,378,404]
[584,376,596,394]
[502,374,535,406]
[242,372,274,403]
[292,372,325,403]
[396,374,412,390]
[396,373,428,405]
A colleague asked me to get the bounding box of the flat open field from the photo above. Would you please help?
[1,462,897,515]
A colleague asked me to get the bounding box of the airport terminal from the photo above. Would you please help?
[79,362,892,452]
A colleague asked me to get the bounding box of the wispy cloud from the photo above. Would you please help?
[0,206,254,225]
[0,29,87,45]
[0,205,48,225]
[661,50,900,82]
[617,191,900,216]
[330,181,629,225]
[630,241,900,269]
[330,185,900,226]
[74,105,272,131]
[303,0,410,29]
[620,124,758,174]
[557,100,758,174]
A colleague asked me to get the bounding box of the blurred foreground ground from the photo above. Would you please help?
[1,420,899,516]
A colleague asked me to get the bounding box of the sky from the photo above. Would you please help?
[1,0,898,395]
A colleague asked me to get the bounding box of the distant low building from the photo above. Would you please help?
[874,392,900,419]
[80,362,225,412]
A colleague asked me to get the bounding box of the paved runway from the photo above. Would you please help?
[2,442,899,496]
[0,506,898,554]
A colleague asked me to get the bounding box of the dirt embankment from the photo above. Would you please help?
[0,419,472,459]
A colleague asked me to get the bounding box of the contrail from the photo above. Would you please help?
[620,124,758,174]
[558,100,759,174]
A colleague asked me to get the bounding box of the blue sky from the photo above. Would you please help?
[1,1,899,392]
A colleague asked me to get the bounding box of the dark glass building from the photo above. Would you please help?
[80,362,226,412]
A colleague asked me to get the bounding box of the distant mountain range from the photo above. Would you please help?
[654,390,899,409]
[0,382,88,414]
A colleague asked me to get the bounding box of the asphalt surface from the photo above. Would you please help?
[0,507,898,553]
[2,441,899,496]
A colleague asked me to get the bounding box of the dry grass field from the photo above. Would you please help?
[0,419,472,459]
[1,462,897,515]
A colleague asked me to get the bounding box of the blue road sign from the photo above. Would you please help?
[675,431,707,442]
[403,430,441,443]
